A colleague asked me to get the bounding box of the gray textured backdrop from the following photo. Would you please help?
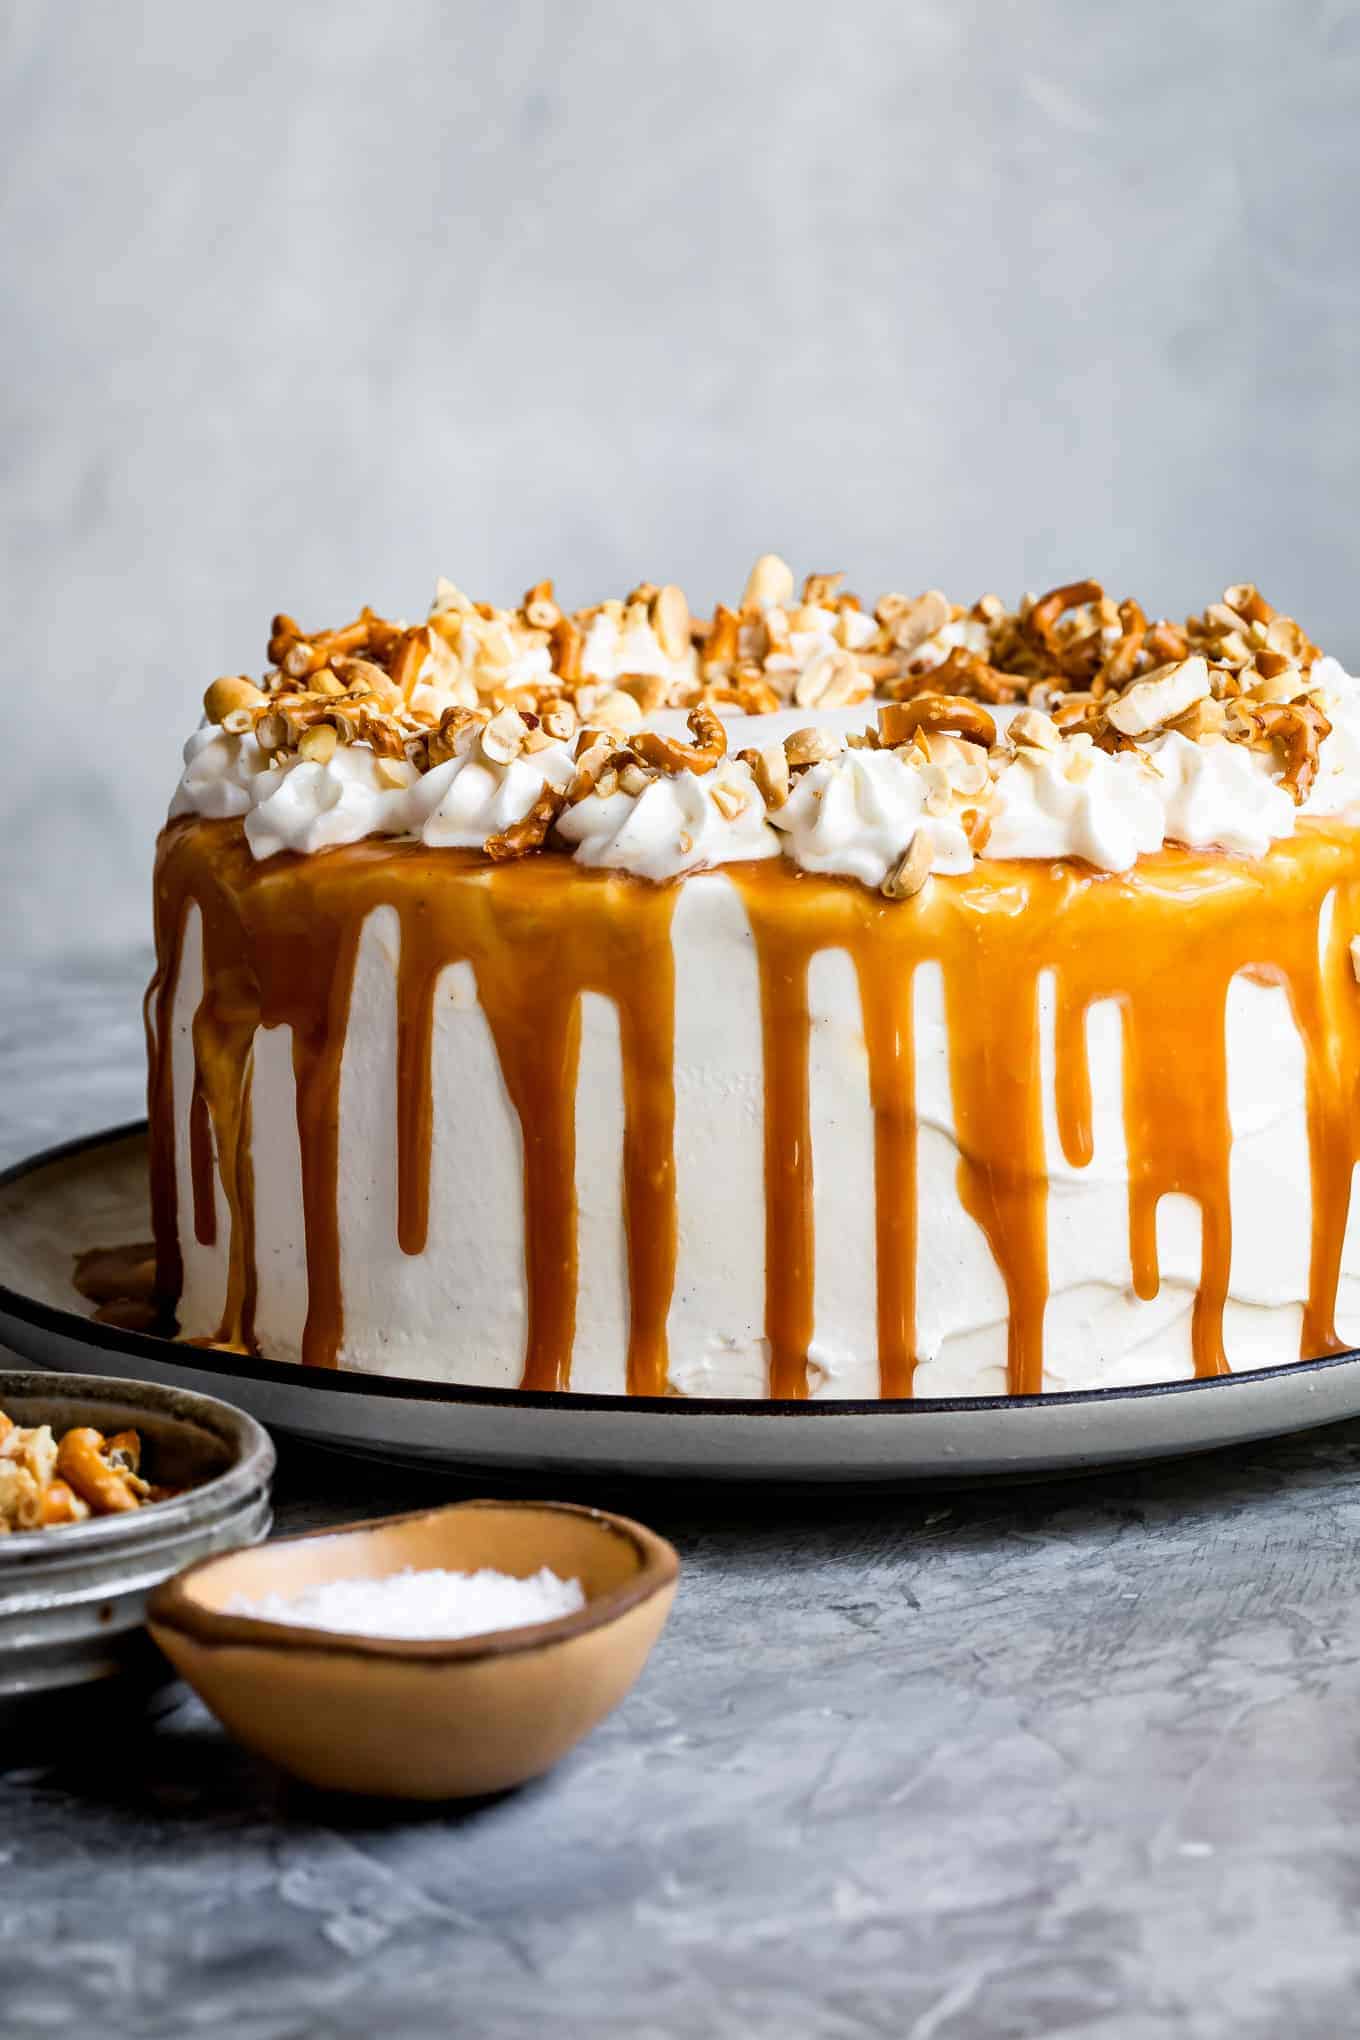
[4,0,1358,965]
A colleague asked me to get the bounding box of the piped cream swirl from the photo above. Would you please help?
[169,663,1360,885]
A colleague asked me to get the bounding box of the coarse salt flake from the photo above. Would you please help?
[227,1564,586,1641]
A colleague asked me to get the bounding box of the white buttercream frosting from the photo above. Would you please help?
[171,875,1358,1398]
[243,747,413,860]
[555,759,780,880]
[170,726,273,821]
[1302,657,1360,819]
[770,746,975,887]
[1144,730,1297,859]
[169,626,1360,886]
[408,742,577,850]
[988,736,1165,872]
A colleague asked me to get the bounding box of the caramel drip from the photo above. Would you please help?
[737,888,815,1399]
[291,930,360,1367]
[614,923,678,1397]
[394,915,442,1258]
[1287,875,1360,1359]
[1053,984,1094,1171]
[1120,972,1233,1375]
[856,951,918,1398]
[733,828,1360,1396]
[150,818,1360,1397]
[144,897,188,1312]
[149,823,678,1385]
[477,970,582,1392]
[191,974,260,1351]
[944,947,1049,1396]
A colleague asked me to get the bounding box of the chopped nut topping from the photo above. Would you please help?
[592,689,645,732]
[1168,697,1228,742]
[710,777,749,822]
[204,676,266,725]
[409,705,484,772]
[331,654,401,704]
[187,566,1340,871]
[568,733,623,804]
[881,830,934,901]
[918,731,992,797]
[793,649,863,710]
[738,742,792,811]
[651,584,690,660]
[1007,708,1063,753]
[784,726,844,769]
[541,701,578,743]
[742,554,795,612]
[876,589,951,656]
[298,723,339,765]
[1105,657,1211,738]
[617,672,670,715]
[480,706,530,766]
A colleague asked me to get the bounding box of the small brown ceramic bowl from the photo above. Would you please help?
[147,1499,679,1799]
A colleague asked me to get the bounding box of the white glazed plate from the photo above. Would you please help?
[4,1124,1360,1487]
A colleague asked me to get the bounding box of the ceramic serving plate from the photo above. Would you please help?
[4,1124,1360,1487]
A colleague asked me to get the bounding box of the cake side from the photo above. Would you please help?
[150,814,1360,1398]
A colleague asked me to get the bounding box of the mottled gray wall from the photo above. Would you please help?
[4,0,1358,965]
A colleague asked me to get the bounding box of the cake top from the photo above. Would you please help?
[171,559,1360,891]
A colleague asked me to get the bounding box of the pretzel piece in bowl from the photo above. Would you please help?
[56,1427,149,1516]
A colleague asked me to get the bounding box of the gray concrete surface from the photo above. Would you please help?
[5,952,1360,2037]
[5,0,1359,966]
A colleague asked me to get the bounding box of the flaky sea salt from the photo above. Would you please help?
[227,1565,586,1640]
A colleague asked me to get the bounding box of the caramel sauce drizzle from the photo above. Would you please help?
[148,824,679,1386]
[737,890,815,1400]
[856,952,918,1399]
[147,818,1360,1396]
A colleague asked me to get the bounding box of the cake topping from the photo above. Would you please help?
[171,560,1359,884]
